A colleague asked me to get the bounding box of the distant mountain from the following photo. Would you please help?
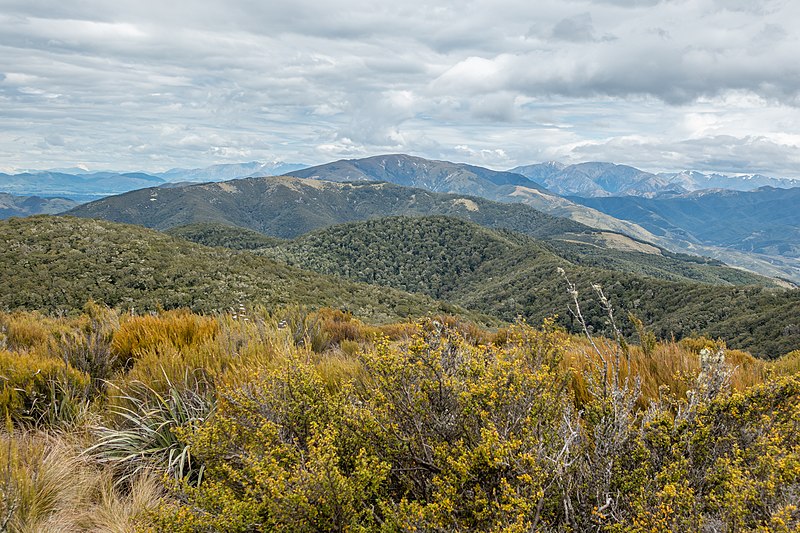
[0,193,79,219]
[0,161,308,201]
[512,162,688,198]
[285,155,662,243]
[288,154,545,198]
[511,161,800,198]
[0,171,164,201]
[0,216,456,321]
[658,171,800,192]
[251,215,799,357]
[570,186,800,282]
[157,161,308,183]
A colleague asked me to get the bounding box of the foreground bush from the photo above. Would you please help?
[0,305,797,530]
[148,318,800,532]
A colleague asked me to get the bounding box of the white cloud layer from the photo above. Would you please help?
[1,0,800,175]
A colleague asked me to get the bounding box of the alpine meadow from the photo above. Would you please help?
[1,1,800,531]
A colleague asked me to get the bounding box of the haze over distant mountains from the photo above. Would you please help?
[511,161,800,198]
[0,193,78,219]
[4,156,800,203]
[0,161,305,201]
[156,161,307,183]
[571,187,800,266]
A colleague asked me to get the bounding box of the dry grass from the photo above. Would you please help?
[562,334,772,407]
[771,349,800,377]
[0,431,160,532]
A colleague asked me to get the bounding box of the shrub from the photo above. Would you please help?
[0,349,90,428]
[150,351,387,531]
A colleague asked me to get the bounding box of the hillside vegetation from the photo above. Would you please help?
[2,215,795,357]
[257,216,798,357]
[68,175,587,239]
[166,222,284,249]
[0,216,458,321]
[0,305,796,531]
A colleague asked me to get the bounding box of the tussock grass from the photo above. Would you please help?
[0,431,160,532]
[89,375,214,484]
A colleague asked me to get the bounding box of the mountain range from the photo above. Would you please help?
[156,160,307,183]
[0,161,306,201]
[511,162,800,198]
[5,153,800,283]
[284,155,800,282]
[570,187,800,283]
[6,156,799,203]
[285,155,663,243]
[0,171,165,202]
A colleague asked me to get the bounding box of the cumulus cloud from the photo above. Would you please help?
[0,0,799,176]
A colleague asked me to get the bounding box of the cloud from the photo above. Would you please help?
[0,0,798,176]
[551,13,610,42]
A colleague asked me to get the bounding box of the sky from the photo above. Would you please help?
[1,0,800,175]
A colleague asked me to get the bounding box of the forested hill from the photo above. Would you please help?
[253,216,799,358]
[68,175,587,239]
[0,216,460,321]
[1,215,797,356]
[70,174,775,287]
[171,217,771,288]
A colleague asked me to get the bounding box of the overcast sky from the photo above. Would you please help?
[1,0,799,175]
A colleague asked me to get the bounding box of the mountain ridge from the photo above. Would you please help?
[0,193,79,219]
